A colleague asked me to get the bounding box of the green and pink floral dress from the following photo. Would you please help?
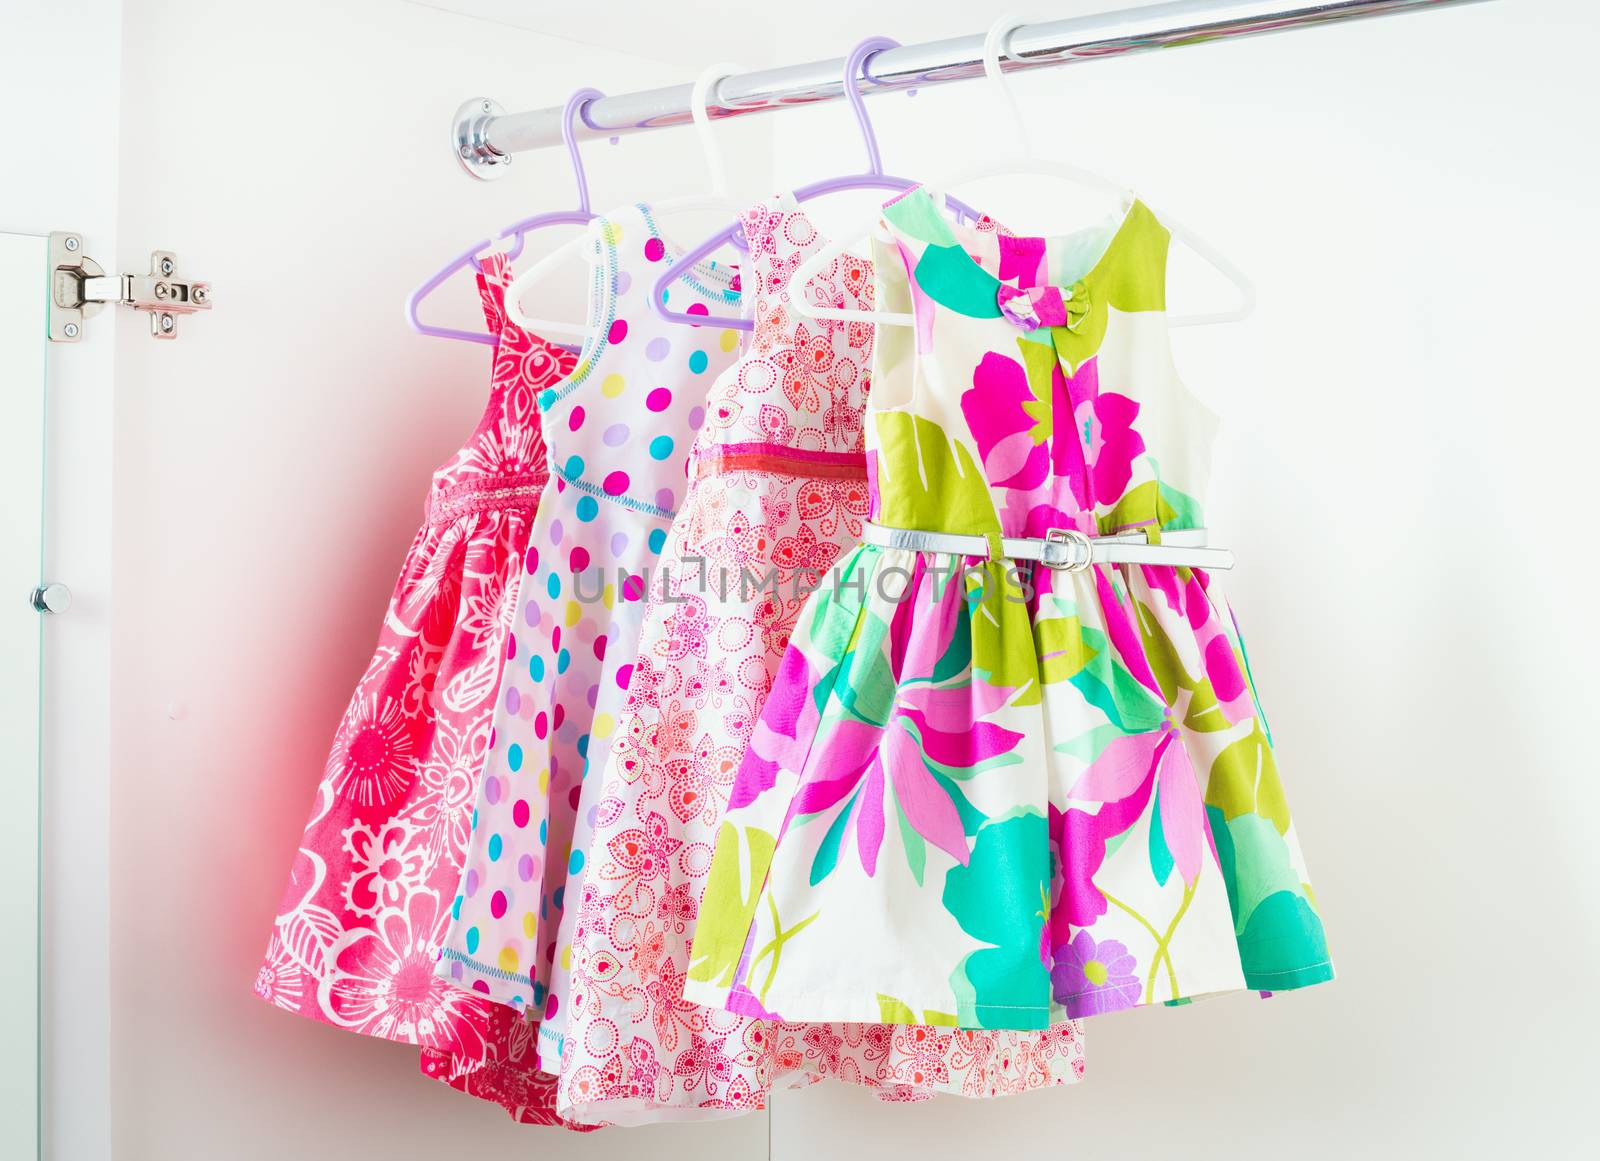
[682,186,1333,1030]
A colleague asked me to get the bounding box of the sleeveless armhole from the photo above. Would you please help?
[869,230,918,412]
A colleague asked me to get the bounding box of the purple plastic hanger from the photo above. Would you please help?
[651,36,982,331]
[406,87,604,346]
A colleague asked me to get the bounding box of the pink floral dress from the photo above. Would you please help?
[256,254,574,1067]
[554,198,1085,1125]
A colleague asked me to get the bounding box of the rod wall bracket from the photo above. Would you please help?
[453,97,512,182]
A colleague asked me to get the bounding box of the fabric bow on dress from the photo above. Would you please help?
[997,281,1089,331]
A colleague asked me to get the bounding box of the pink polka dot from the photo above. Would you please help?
[569,546,590,573]
[544,994,560,1019]
[622,573,645,602]
[552,702,565,731]
[608,318,628,343]
[687,302,709,326]
[603,470,630,495]
[568,405,585,431]
[534,711,548,740]
[646,388,671,411]
[504,635,517,660]
[524,546,538,574]
[616,663,634,691]
[473,979,491,995]
[568,784,582,810]
[551,626,561,651]
[513,799,530,828]
[592,636,607,661]
[644,237,665,262]
[490,890,507,919]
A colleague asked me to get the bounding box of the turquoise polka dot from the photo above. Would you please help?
[568,849,585,874]
[539,819,547,844]
[577,734,590,760]
[529,655,545,682]
[465,927,480,954]
[648,527,667,553]
[487,833,503,861]
[564,454,584,478]
[537,389,557,410]
[451,895,462,920]
[649,435,674,460]
[688,349,708,374]
[546,572,560,599]
[471,808,478,830]
[507,743,523,772]
[557,648,571,674]
[576,496,599,522]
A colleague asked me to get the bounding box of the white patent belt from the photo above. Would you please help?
[859,523,1235,572]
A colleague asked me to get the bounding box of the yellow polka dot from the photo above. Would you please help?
[538,767,550,794]
[601,222,622,246]
[498,946,520,973]
[719,328,738,352]
[522,912,537,939]
[592,711,615,740]
[601,372,626,398]
[565,599,582,627]
[560,944,572,971]
[601,583,615,611]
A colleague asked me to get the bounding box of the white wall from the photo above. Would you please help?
[18,0,1600,1158]
[0,4,122,1159]
[762,3,1600,1159]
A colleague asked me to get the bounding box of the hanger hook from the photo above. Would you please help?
[691,63,746,202]
[982,13,1034,158]
[562,86,605,214]
[842,35,899,176]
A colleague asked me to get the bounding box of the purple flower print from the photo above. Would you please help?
[1052,930,1142,1016]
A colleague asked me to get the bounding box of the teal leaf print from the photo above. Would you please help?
[894,796,927,887]
[912,245,1004,318]
[1148,784,1175,887]
[1238,891,1331,991]
[943,812,1052,1029]
[808,784,860,886]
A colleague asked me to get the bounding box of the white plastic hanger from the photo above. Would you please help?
[789,11,1255,329]
[505,62,750,337]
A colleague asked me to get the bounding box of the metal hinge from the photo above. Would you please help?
[48,232,212,341]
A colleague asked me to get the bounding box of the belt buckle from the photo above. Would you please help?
[1043,527,1094,572]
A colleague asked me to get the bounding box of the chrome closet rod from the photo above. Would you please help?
[452,0,1493,178]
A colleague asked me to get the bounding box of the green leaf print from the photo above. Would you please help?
[1035,614,1093,685]
[1070,620,1167,734]
[1097,479,1182,538]
[872,411,1001,544]
[943,812,1052,1030]
[967,562,1042,706]
[1205,724,1291,835]
[1181,675,1232,733]
[687,822,776,988]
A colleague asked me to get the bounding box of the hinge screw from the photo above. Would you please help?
[63,322,80,338]
[154,282,169,300]
[64,236,80,252]
[159,314,175,332]
[191,286,208,304]
[481,100,493,113]
[159,256,175,276]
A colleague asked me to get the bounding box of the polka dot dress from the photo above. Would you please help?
[435,204,742,1078]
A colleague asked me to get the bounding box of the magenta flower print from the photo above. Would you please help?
[1052,930,1141,1016]
[962,352,1049,491]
